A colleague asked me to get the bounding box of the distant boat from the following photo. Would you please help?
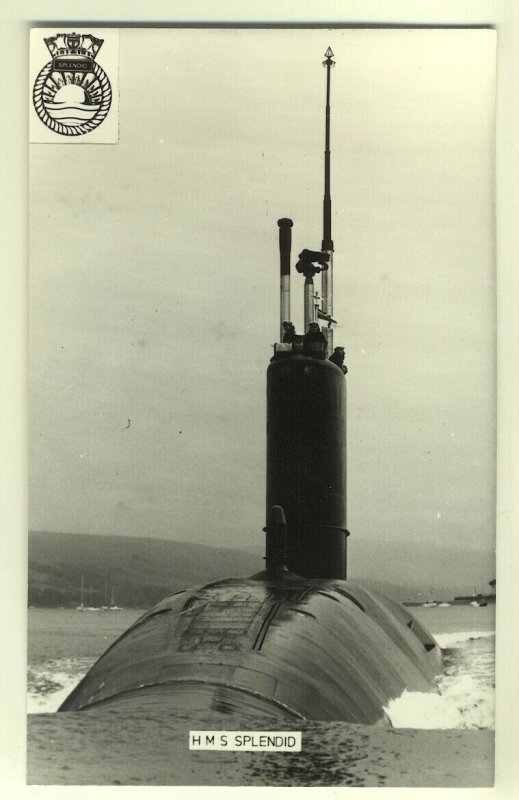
[421,588,438,607]
[438,602,450,607]
[77,576,122,611]
[100,584,122,610]
[76,575,86,611]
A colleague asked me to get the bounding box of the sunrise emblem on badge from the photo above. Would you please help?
[33,33,112,136]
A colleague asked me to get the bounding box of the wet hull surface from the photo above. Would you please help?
[60,577,441,723]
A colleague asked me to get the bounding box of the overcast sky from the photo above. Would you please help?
[29,28,496,559]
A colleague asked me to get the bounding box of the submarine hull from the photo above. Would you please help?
[59,576,441,723]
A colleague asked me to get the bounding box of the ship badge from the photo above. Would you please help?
[32,33,112,136]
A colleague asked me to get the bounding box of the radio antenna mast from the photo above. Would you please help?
[321,47,335,355]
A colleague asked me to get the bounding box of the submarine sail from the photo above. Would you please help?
[59,48,442,723]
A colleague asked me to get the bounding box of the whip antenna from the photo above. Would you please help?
[321,47,335,355]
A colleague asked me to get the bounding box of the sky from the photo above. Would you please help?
[29,27,496,561]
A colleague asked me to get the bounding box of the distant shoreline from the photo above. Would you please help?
[28,596,496,611]
[28,530,496,609]
[404,596,495,607]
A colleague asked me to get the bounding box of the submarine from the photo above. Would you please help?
[59,48,441,724]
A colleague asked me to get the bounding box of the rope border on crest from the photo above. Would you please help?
[33,61,112,136]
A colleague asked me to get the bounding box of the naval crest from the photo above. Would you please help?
[32,33,112,136]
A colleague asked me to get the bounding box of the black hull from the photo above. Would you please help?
[60,575,441,724]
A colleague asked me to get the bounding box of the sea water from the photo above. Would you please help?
[27,607,145,714]
[27,603,495,729]
[385,612,495,729]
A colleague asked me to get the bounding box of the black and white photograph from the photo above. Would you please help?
[6,12,514,791]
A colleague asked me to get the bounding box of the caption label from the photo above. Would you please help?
[189,731,302,751]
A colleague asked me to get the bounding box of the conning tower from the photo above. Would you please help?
[267,47,347,579]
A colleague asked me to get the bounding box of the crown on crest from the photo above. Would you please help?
[44,33,104,72]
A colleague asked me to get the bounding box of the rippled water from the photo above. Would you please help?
[27,607,144,714]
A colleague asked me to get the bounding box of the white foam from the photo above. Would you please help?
[386,631,495,729]
[27,658,94,714]
[435,630,494,649]
[27,672,85,714]
[386,679,494,729]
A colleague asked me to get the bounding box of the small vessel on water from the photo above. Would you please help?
[76,576,122,611]
[75,576,97,612]
[75,575,85,612]
[100,581,122,611]
[59,48,441,724]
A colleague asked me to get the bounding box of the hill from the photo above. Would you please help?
[28,531,260,608]
[28,531,495,608]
